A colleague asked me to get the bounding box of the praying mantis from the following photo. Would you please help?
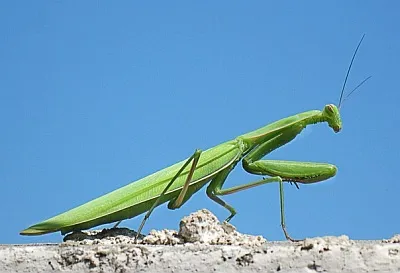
[20,36,369,242]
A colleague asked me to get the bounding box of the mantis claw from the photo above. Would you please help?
[224,213,235,222]
[282,223,302,242]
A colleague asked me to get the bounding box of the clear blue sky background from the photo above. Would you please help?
[1,2,399,244]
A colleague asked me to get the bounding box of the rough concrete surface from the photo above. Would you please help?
[2,209,399,273]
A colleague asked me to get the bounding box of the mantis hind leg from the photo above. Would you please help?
[130,149,202,242]
[166,149,203,210]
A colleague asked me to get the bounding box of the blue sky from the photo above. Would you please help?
[1,2,399,244]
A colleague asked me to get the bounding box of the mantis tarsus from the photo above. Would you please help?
[20,36,369,242]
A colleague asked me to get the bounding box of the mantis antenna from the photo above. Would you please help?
[341,75,372,104]
[338,34,371,108]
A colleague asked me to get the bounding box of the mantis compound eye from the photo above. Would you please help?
[326,104,334,113]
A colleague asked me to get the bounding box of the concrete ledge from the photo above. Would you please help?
[7,210,400,273]
[2,239,400,273]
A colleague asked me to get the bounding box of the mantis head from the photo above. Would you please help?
[323,104,342,133]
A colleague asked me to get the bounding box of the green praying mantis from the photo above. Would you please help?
[20,36,369,242]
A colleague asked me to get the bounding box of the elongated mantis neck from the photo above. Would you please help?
[291,104,342,133]
[306,110,326,126]
[240,104,342,149]
[299,104,342,134]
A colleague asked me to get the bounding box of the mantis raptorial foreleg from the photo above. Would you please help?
[207,125,336,241]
